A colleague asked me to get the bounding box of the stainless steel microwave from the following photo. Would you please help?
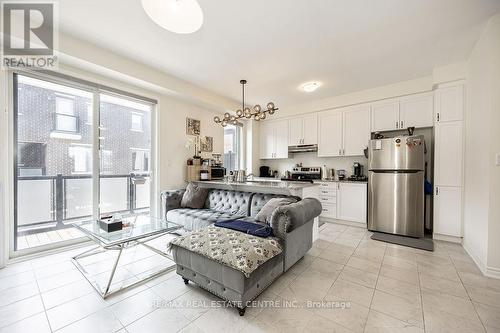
[210,167,226,180]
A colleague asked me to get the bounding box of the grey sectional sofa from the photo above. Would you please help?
[160,188,322,315]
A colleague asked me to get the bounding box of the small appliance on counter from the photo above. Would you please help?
[259,166,272,178]
[347,162,368,181]
[210,167,225,180]
[337,169,346,180]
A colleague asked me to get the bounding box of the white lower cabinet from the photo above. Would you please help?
[337,183,367,224]
[433,186,462,237]
[318,182,367,224]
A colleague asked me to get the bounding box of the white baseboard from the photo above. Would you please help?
[320,217,367,229]
[462,242,500,279]
[433,233,463,243]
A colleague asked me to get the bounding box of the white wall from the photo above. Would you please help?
[158,96,223,189]
[463,13,500,277]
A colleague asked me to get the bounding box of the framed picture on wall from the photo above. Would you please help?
[200,136,213,152]
[186,118,201,135]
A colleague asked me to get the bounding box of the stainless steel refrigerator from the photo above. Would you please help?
[368,135,425,238]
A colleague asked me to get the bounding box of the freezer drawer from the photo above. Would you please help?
[368,171,424,237]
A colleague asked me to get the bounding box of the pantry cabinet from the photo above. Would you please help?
[288,115,318,146]
[259,119,289,159]
[434,186,462,237]
[318,105,370,157]
[433,82,465,240]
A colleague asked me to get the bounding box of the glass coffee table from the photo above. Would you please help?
[72,215,182,299]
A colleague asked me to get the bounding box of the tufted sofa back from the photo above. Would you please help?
[249,193,299,217]
[204,189,253,216]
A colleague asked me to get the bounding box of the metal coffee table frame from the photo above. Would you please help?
[72,220,182,299]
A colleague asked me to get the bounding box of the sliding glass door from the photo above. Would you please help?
[12,72,154,255]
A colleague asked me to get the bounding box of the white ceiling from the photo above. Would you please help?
[59,0,500,109]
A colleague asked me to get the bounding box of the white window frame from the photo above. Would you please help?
[130,112,144,132]
[4,69,158,259]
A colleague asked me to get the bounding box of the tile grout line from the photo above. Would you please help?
[33,269,54,333]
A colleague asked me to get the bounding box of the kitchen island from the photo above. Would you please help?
[193,179,320,240]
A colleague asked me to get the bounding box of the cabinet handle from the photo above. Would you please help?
[437,112,440,122]
[400,120,404,128]
[338,149,341,155]
[436,187,439,195]
[396,121,399,129]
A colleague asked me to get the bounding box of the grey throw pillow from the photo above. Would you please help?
[255,197,297,224]
[181,183,209,209]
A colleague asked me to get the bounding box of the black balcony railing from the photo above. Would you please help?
[15,173,150,240]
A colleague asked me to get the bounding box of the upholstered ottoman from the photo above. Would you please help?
[169,198,322,315]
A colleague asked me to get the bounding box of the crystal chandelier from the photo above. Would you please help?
[214,80,278,127]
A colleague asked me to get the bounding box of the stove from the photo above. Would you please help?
[288,166,322,181]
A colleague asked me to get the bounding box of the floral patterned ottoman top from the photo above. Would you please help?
[170,225,283,278]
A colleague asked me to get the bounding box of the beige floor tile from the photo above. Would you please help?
[452,258,482,275]
[307,246,324,257]
[56,308,124,333]
[178,322,206,333]
[419,272,468,298]
[339,266,378,289]
[460,271,500,293]
[41,279,94,309]
[0,281,39,308]
[172,288,219,321]
[305,313,355,332]
[0,270,37,293]
[309,257,344,275]
[371,290,423,328]
[324,278,375,307]
[383,255,417,271]
[379,263,419,286]
[364,309,424,333]
[286,254,315,275]
[314,300,369,333]
[334,237,362,248]
[280,269,337,302]
[0,295,45,329]
[423,307,485,333]
[265,271,297,295]
[313,239,333,249]
[108,289,159,326]
[353,247,385,263]
[474,302,500,331]
[126,308,190,333]
[0,312,50,333]
[46,293,105,331]
[465,284,500,309]
[385,247,417,262]
[421,288,480,322]
[376,275,421,303]
[346,255,381,274]
[417,260,461,282]
[150,274,192,302]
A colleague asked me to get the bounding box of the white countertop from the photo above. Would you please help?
[194,179,319,189]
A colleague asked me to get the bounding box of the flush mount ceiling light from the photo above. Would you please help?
[141,0,204,34]
[301,81,321,93]
[214,80,279,127]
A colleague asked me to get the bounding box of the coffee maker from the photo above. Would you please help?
[348,162,367,181]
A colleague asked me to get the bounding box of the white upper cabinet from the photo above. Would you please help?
[302,115,318,145]
[399,92,434,129]
[343,105,371,156]
[435,121,463,187]
[288,114,318,145]
[371,99,400,132]
[259,121,274,159]
[259,119,289,159]
[318,106,370,157]
[434,84,464,123]
[274,119,289,159]
[288,117,303,146]
[318,111,343,157]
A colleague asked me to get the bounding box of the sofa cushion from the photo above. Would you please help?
[166,208,240,232]
[254,197,297,224]
[181,183,209,209]
[204,189,252,216]
[250,193,297,217]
